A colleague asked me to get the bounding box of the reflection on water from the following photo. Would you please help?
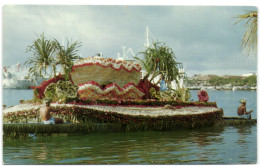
[3,89,257,164]
[3,125,256,165]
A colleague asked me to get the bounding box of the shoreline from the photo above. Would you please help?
[187,86,257,91]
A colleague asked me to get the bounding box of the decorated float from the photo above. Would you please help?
[4,56,255,137]
[3,56,227,135]
[71,57,144,100]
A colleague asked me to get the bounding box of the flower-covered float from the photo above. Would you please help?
[70,57,144,100]
[3,57,225,135]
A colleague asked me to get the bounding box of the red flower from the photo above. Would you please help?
[197,90,209,102]
[156,58,159,62]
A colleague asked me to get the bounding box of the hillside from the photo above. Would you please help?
[187,74,257,87]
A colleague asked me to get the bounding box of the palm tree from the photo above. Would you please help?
[135,41,181,85]
[25,33,56,78]
[235,10,257,56]
[53,38,82,80]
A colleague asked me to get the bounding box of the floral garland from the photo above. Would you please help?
[78,81,145,100]
[72,57,142,73]
[3,109,39,123]
[137,79,160,99]
[56,80,78,98]
[198,90,209,102]
[32,75,65,99]
[3,104,223,125]
[66,99,217,108]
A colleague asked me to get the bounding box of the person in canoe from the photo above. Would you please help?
[237,99,253,119]
[40,99,64,124]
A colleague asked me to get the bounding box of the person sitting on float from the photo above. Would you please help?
[40,99,64,124]
[159,75,168,92]
[237,99,253,119]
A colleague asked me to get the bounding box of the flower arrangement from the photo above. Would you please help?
[150,87,162,100]
[56,80,78,98]
[137,79,160,99]
[173,87,191,102]
[73,57,142,73]
[33,75,65,99]
[44,83,57,100]
[3,109,39,123]
[78,81,144,100]
[198,90,209,102]
[67,99,217,108]
[3,104,223,128]
[44,80,78,103]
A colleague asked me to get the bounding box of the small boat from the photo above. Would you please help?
[221,117,257,126]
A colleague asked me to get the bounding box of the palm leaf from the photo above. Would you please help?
[234,10,257,56]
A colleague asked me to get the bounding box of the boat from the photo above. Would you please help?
[2,63,46,89]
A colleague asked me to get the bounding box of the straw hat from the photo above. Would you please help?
[239,99,247,104]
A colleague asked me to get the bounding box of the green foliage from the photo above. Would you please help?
[235,10,257,56]
[32,89,42,103]
[25,33,56,78]
[43,80,78,103]
[53,39,82,80]
[208,75,257,86]
[173,88,191,102]
[246,75,257,86]
[44,83,58,101]
[25,33,82,79]
[135,41,181,84]
[56,80,78,99]
[150,87,162,100]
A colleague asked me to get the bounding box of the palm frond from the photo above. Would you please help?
[25,33,56,78]
[235,10,257,56]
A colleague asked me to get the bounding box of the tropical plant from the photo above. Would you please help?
[44,83,58,101]
[26,34,82,80]
[53,39,82,80]
[25,33,57,78]
[135,41,181,85]
[56,80,78,99]
[173,87,191,102]
[235,10,257,56]
[43,80,78,103]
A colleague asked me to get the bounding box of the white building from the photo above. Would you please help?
[2,63,46,89]
[242,72,256,77]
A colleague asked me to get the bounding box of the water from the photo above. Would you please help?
[2,89,34,108]
[190,90,257,118]
[2,89,257,164]
[2,89,257,118]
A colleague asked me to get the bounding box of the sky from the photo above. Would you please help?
[2,4,258,77]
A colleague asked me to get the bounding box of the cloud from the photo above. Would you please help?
[2,5,257,76]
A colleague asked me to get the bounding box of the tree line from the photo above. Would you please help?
[208,75,257,86]
[187,75,257,87]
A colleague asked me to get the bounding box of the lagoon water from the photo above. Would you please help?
[2,89,257,164]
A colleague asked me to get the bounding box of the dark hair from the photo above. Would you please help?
[161,75,165,79]
[45,99,51,106]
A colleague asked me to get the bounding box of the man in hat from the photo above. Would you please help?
[237,99,253,119]
[40,99,64,124]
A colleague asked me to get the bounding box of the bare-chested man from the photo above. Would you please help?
[40,100,63,124]
[237,99,253,119]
